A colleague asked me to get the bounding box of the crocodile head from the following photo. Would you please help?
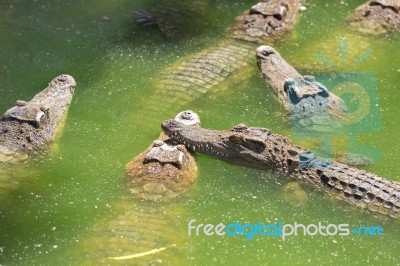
[231,0,302,43]
[162,119,281,169]
[126,110,200,201]
[0,74,76,163]
[348,0,400,35]
[2,74,76,125]
[162,114,335,172]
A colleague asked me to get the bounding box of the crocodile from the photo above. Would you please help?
[162,118,400,219]
[126,110,200,201]
[0,74,76,163]
[256,45,347,120]
[348,0,400,35]
[143,0,303,119]
[256,45,377,166]
[75,111,199,265]
[0,74,76,205]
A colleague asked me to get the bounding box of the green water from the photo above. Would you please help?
[0,0,399,265]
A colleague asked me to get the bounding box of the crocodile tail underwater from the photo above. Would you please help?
[74,197,192,265]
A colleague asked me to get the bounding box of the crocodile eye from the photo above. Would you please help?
[233,123,248,131]
[16,100,28,106]
[229,134,243,143]
[152,140,164,147]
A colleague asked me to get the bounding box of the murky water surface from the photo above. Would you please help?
[0,0,399,265]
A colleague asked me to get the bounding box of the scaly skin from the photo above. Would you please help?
[125,135,197,201]
[231,0,303,42]
[256,45,347,118]
[162,118,400,219]
[144,0,303,118]
[255,45,376,166]
[75,111,199,265]
[0,74,76,163]
[348,0,400,35]
[126,110,200,201]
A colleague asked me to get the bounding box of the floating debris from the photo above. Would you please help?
[108,246,169,260]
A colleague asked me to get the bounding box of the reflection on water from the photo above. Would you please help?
[0,0,399,265]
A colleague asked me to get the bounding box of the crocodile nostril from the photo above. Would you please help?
[262,49,272,56]
[181,111,192,120]
[57,75,68,82]
[174,110,200,126]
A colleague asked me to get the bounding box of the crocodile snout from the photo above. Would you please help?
[50,74,77,92]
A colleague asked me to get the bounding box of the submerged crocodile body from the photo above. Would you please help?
[162,117,400,219]
[348,0,400,35]
[144,0,303,118]
[134,0,210,38]
[77,197,193,265]
[76,111,199,264]
[0,74,76,163]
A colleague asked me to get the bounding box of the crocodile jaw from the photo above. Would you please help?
[0,74,77,163]
[162,119,271,168]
